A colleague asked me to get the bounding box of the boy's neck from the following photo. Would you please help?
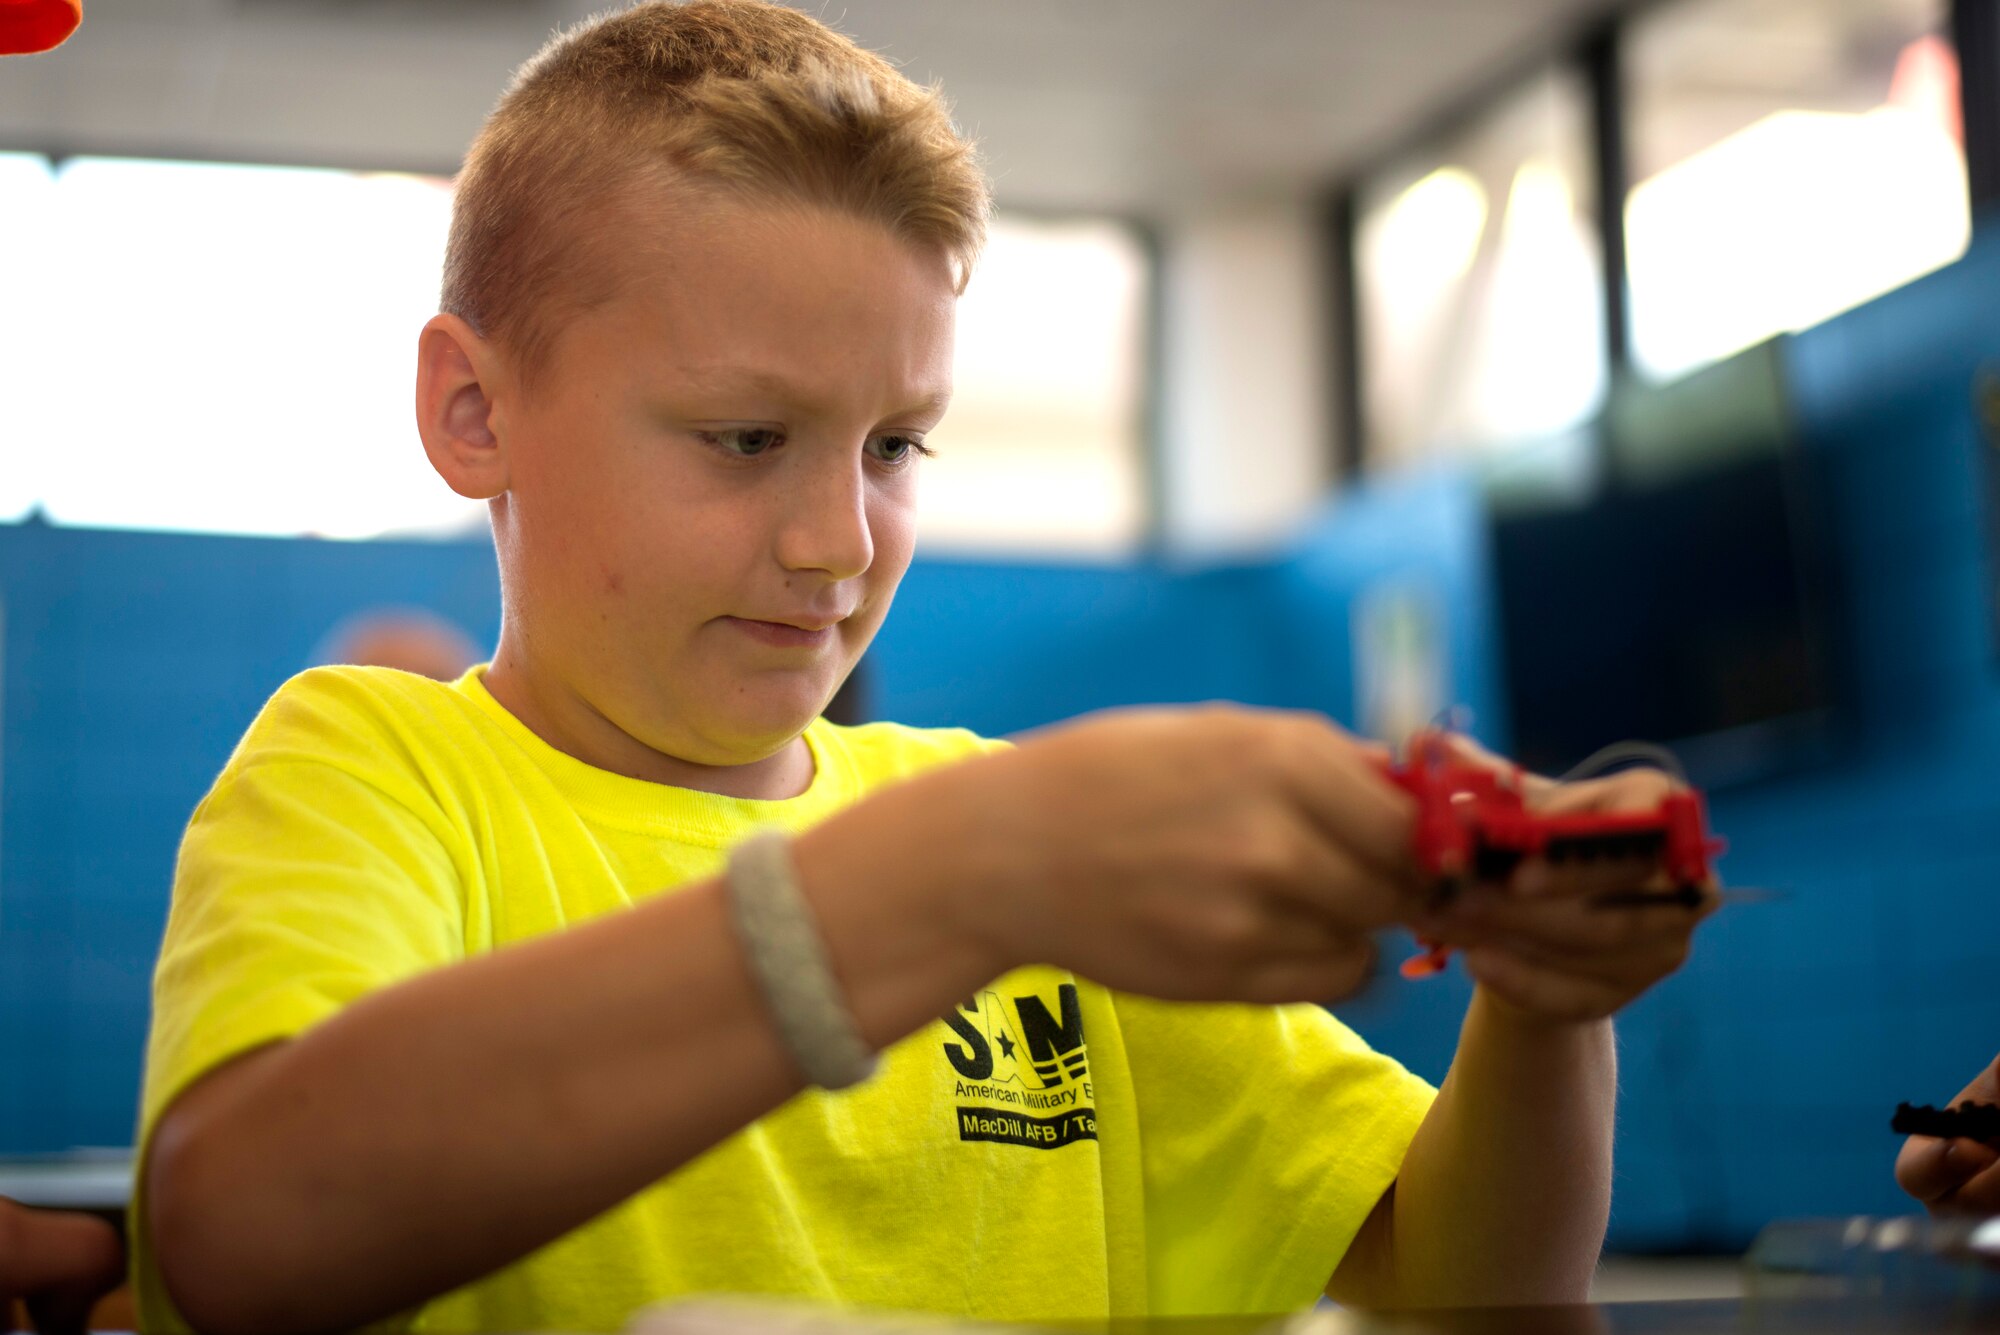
[481,654,816,801]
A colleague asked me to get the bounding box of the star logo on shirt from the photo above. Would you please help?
[942,983,1087,1092]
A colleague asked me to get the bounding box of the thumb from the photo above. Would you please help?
[1899,1134,1988,1207]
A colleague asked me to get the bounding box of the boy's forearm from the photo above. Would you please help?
[1378,990,1616,1307]
[149,778,1007,1335]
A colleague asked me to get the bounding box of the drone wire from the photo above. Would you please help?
[1557,739,1689,786]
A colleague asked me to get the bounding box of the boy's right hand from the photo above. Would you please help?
[923,705,1422,1006]
[1897,1055,2000,1215]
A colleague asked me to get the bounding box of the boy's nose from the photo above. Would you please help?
[774,456,875,581]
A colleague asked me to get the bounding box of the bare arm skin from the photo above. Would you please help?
[1330,996,1616,1308]
[149,707,1412,1335]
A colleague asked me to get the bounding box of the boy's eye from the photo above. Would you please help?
[700,427,784,457]
[867,434,934,465]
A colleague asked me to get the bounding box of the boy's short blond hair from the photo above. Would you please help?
[443,0,989,386]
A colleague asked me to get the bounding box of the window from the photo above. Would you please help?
[918,215,1150,556]
[1,156,469,539]
[1354,69,1606,474]
[1625,0,1968,382]
[0,158,1151,553]
[0,152,59,524]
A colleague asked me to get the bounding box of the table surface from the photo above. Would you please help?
[33,1290,2000,1335]
[633,1297,2000,1335]
[1039,1302,2000,1335]
[62,1298,2000,1335]
[0,1151,134,1210]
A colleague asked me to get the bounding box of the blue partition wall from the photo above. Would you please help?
[3,232,2000,1254]
[0,527,506,1153]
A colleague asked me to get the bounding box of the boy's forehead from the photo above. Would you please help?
[670,362,955,417]
[544,186,956,411]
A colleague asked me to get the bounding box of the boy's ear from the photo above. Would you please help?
[416,313,511,501]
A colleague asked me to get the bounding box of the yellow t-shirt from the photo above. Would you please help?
[133,666,1436,1333]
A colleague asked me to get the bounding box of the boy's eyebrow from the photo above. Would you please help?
[894,389,954,421]
[678,368,951,420]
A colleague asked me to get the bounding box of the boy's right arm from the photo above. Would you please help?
[149,706,1416,1335]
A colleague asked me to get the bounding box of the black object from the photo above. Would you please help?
[1975,368,2000,660]
[1955,0,2000,218]
[1580,17,1630,375]
[1893,1101,2000,1143]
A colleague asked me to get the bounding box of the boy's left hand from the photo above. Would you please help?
[1410,735,1717,1025]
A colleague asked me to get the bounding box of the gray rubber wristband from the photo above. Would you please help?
[724,828,879,1091]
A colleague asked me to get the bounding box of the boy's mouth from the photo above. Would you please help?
[724,616,838,649]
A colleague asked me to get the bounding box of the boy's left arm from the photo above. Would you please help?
[1328,759,1716,1309]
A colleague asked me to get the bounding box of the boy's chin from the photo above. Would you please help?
[702,690,833,753]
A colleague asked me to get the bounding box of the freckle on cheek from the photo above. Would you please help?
[603,568,624,595]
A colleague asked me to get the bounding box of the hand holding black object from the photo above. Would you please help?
[1406,734,1716,1023]
[1898,1055,2000,1216]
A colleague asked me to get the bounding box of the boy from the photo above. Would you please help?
[134,4,1712,1332]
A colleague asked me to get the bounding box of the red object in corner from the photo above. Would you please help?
[0,0,81,55]
[1375,730,1725,980]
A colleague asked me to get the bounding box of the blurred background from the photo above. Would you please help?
[5,0,2000,1297]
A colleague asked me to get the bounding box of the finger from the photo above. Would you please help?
[1423,883,1712,960]
[1512,856,1693,902]
[1533,768,1681,816]
[1247,892,1384,959]
[1461,946,1631,1023]
[1939,1153,2000,1215]
[1437,731,1557,799]
[1897,1134,1981,1206]
[1262,816,1422,930]
[1240,937,1379,1005]
[1903,1137,2000,1212]
[1448,924,1691,993]
[1482,936,1690,996]
[1275,718,1422,888]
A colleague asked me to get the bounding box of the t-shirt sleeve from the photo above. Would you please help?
[1112,993,1436,1315]
[132,677,468,1332]
[140,755,467,1132]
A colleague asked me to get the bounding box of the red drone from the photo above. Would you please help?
[1376,730,1726,979]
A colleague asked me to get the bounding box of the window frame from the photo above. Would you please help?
[1328,0,2000,479]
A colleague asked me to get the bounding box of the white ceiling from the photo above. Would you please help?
[0,0,1629,214]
